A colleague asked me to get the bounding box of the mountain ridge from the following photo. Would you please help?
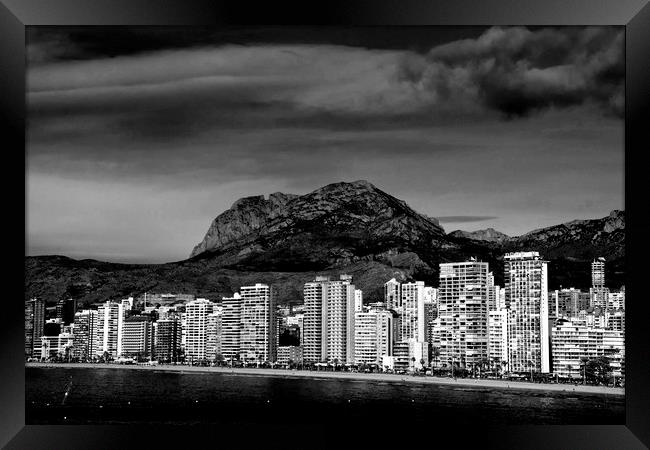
[25,181,625,306]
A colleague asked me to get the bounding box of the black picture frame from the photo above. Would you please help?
[2,0,649,447]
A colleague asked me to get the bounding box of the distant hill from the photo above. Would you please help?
[25,181,625,307]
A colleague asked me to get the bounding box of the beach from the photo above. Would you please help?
[25,362,624,396]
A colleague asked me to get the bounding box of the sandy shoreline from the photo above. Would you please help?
[26,362,624,396]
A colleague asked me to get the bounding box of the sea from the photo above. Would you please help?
[26,367,625,425]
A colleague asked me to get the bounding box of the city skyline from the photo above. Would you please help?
[26,254,625,383]
[26,26,624,263]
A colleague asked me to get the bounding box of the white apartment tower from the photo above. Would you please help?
[399,282,426,343]
[488,309,508,366]
[504,252,550,374]
[206,307,223,361]
[239,284,277,363]
[354,289,363,312]
[384,278,401,311]
[95,301,124,358]
[303,275,356,364]
[221,294,242,361]
[354,308,393,365]
[438,260,490,369]
[184,298,214,361]
[590,257,609,310]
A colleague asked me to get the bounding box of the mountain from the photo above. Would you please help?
[188,180,449,273]
[25,181,625,307]
[448,228,511,244]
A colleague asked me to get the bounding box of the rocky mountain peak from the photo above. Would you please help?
[189,180,445,265]
[448,227,511,243]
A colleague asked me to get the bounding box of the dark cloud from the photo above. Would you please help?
[25,26,624,262]
[435,216,499,223]
[399,26,624,118]
[27,26,488,64]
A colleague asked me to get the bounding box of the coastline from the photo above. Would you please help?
[26,362,624,396]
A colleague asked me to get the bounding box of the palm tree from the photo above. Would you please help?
[527,360,535,382]
[431,346,441,372]
[580,357,589,385]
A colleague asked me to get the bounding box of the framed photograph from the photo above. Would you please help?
[3,0,649,448]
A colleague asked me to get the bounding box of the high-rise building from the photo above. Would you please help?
[303,275,356,364]
[354,308,393,365]
[154,317,182,362]
[606,309,625,333]
[384,278,401,311]
[354,289,363,312]
[423,299,437,354]
[608,290,625,310]
[206,308,223,361]
[592,257,605,288]
[25,298,45,357]
[221,294,242,361]
[590,257,609,310]
[438,260,490,369]
[239,284,277,363]
[488,309,508,367]
[72,309,97,360]
[487,272,498,311]
[56,298,77,325]
[398,282,426,343]
[504,252,550,374]
[552,288,590,318]
[95,301,125,358]
[184,298,214,361]
[287,313,304,346]
[121,315,154,359]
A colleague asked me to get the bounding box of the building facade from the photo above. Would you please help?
[221,294,242,361]
[72,309,97,360]
[184,298,214,361]
[121,315,154,359]
[154,317,182,362]
[438,260,490,369]
[239,284,277,363]
[95,301,125,358]
[505,252,550,374]
[551,318,625,380]
[303,275,356,364]
[25,298,45,358]
[353,308,393,365]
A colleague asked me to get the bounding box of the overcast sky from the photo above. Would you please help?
[26,26,624,263]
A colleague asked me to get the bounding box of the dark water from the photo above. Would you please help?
[26,367,624,425]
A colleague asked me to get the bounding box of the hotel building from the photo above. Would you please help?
[25,298,45,357]
[353,308,393,365]
[95,301,125,358]
[488,309,508,366]
[303,275,356,364]
[590,257,609,309]
[72,309,97,360]
[184,298,214,361]
[154,317,182,362]
[239,284,277,363]
[121,315,154,358]
[438,260,490,369]
[551,318,625,379]
[504,252,550,374]
[221,294,242,361]
[551,288,590,319]
[206,308,223,361]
